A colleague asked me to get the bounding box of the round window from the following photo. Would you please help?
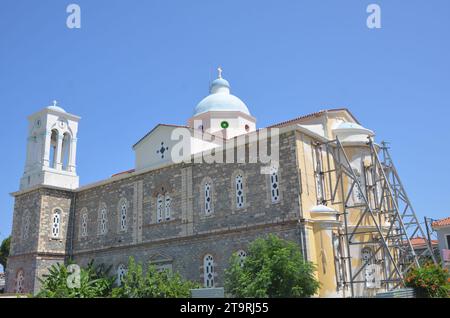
[220,121,229,129]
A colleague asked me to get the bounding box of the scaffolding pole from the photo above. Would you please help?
[319,137,436,297]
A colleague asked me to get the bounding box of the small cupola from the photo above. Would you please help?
[332,121,374,145]
[188,67,256,139]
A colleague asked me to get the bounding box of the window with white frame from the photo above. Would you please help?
[237,250,247,267]
[164,194,171,221]
[120,201,127,231]
[157,194,164,223]
[203,254,214,288]
[117,264,127,286]
[51,209,61,238]
[81,213,88,237]
[235,175,245,208]
[204,182,212,215]
[270,166,280,203]
[15,270,24,293]
[22,211,30,240]
[99,207,107,235]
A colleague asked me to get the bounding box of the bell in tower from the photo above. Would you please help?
[20,101,80,190]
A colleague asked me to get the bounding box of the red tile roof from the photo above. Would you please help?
[409,237,438,248]
[111,169,135,178]
[432,216,450,228]
[268,108,360,128]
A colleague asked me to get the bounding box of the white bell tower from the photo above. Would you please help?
[20,101,80,190]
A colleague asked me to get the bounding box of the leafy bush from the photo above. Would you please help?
[112,257,200,298]
[0,236,11,270]
[36,261,114,298]
[225,234,320,297]
[405,262,450,298]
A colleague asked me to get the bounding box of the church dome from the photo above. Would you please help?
[46,101,66,113]
[193,73,250,116]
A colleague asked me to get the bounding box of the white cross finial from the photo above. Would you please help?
[217,66,223,79]
[53,100,58,107]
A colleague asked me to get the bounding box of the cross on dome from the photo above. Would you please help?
[217,66,223,79]
[53,100,58,107]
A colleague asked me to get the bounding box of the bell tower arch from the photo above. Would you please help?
[20,101,80,190]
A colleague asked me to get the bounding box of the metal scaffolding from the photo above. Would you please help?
[318,137,436,297]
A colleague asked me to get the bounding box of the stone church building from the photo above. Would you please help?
[6,71,384,297]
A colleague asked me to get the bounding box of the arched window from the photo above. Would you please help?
[15,270,24,293]
[157,194,164,223]
[119,201,127,231]
[164,194,171,221]
[99,206,107,235]
[51,209,61,238]
[22,211,30,240]
[81,213,88,237]
[270,166,280,203]
[235,174,245,209]
[61,132,71,171]
[237,250,247,267]
[203,254,214,288]
[116,264,127,286]
[49,129,59,169]
[204,182,212,215]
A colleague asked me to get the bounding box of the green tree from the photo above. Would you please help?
[405,262,450,298]
[36,260,115,298]
[0,236,11,270]
[225,234,320,298]
[112,257,200,298]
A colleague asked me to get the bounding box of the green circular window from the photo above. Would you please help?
[220,121,229,129]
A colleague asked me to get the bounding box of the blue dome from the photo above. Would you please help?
[193,77,250,116]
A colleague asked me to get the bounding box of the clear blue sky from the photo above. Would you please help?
[1,1,449,253]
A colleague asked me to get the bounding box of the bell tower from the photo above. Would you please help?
[20,101,80,190]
